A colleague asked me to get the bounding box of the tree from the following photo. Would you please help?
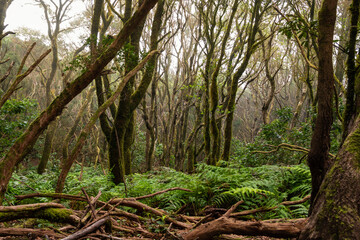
[299,111,360,239]
[0,0,13,48]
[0,0,159,204]
[222,0,269,161]
[107,0,164,184]
[37,0,74,174]
[306,0,337,210]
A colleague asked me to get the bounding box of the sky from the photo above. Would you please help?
[5,0,86,43]
[5,1,48,33]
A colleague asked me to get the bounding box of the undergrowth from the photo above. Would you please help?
[6,162,311,220]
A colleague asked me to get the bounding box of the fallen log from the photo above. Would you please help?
[183,199,307,240]
[0,202,80,225]
[0,227,64,238]
[183,217,307,240]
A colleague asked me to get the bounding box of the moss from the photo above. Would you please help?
[345,124,360,167]
[34,208,73,223]
[0,211,19,221]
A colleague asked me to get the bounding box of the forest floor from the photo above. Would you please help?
[0,188,306,239]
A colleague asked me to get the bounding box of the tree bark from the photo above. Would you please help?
[109,0,164,183]
[342,0,360,141]
[299,115,360,239]
[307,0,337,211]
[0,202,79,225]
[184,217,306,240]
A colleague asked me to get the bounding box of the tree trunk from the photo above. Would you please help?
[37,120,58,174]
[55,51,158,193]
[108,0,145,183]
[109,0,164,183]
[222,0,262,161]
[342,0,359,141]
[299,114,360,239]
[307,0,337,210]
[0,0,12,48]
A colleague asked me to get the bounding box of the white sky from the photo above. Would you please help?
[5,0,86,43]
[5,1,48,33]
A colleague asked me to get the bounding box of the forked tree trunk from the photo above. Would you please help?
[299,114,360,239]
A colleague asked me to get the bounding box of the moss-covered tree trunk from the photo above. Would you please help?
[307,0,337,210]
[109,0,164,183]
[108,0,145,184]
[342,0,360,141]
[0,0,159,204]
[299,114,360,239]
[55,50,158,193]
[222,0,262,161]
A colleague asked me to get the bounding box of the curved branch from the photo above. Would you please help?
[252,143,336,158]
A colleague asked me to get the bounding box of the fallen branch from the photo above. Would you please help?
[183,216,307,240]
[109,198,192,229]
[252,143,336,158]
[62,217,110,240]
[134,187,192,200]
[183,197,309,240]
[16,188,193,229]
[0,227,64,238]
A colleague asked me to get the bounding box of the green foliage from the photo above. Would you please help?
[279,16,318,48]
[230,107,311,166]
[63,54,91,73]
[0,99,38,157]
[7,162,311,220]
[231,107,341,166]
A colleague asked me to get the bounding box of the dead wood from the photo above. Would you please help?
[0,227,64,238]
[134,187,192,200]
[183,198,308,240]
[109,198,192,229]
[252,143,335,158]
[15,188,192,228]
[0,202,80,225]
[62,217,110,240]
[81,188,100,220]
[183,217,307,240]
[8,190,311,239]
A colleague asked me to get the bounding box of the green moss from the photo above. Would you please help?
[34,208,73,223]
[0,211,18,220]
[346,123,360,167]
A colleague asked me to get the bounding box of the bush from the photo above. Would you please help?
[0,98,38,157]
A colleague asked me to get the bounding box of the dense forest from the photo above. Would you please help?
[0,0,360,239]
